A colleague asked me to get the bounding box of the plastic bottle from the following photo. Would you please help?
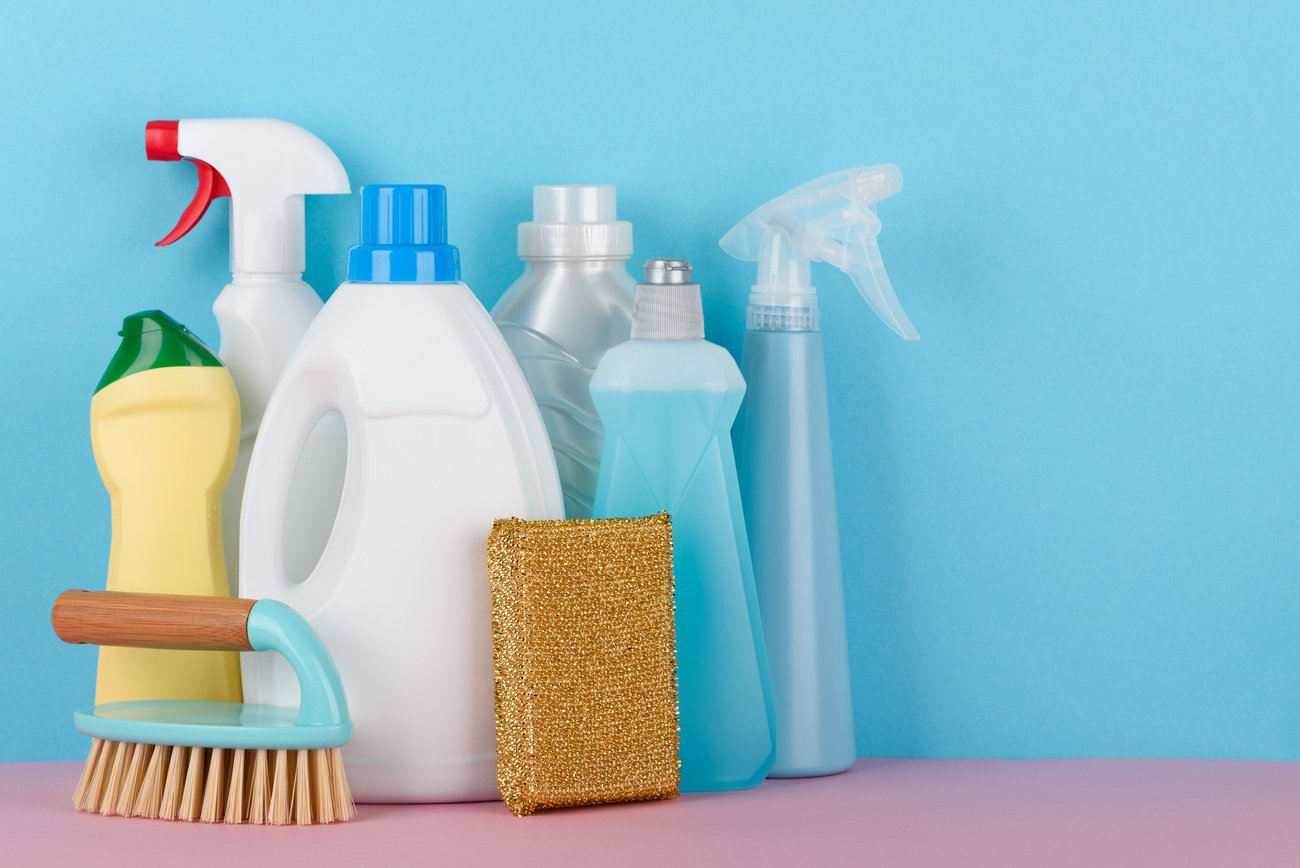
[721,165,915,777]
[240,185,563,803]
[145,118,350,591]
[492,185,635,518]
[90,310,242,704]
[591,259,775,792]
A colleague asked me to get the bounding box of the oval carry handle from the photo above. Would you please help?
[52,590,349,730]
[239,357,344,607]
[52,590,255,651]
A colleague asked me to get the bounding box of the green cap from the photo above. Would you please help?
[95,310,223,394]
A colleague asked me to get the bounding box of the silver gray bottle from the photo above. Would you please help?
[492,186,636,518]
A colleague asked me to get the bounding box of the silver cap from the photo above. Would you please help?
[632,259,705,340]
[642,259,693,285]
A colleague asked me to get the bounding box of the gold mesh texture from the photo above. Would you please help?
[487,512,679,816]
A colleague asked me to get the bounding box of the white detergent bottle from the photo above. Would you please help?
[146,118,351,591]
[240,184,563,803]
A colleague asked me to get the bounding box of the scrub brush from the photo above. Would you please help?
[51,590,354,825]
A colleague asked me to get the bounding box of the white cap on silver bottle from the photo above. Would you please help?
[518,185,633,259]
[632,259,705,340]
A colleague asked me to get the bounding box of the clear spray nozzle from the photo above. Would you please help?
[719,164,917,340]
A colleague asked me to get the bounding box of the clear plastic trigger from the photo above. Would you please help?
[842,238,917,340]
[155,159,231,247]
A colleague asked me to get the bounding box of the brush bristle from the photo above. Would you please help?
[132,743,168,818]
[247,748,269,825]
[178,745,205,821]
[310,748,333,824]
[73,738,105,811]
[223,746,245,824]
[329,747,355,822]
[101,740,130,816]
[292,750,311,825]
[269,749,290,826]
[160,745,186,820]
[115,742,148,816]
[72,740,354,825]
[199,747,225,823]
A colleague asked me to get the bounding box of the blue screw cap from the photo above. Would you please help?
[347,184,461,283]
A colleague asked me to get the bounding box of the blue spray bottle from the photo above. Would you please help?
[591,259,776,792]
[721,166,916,778]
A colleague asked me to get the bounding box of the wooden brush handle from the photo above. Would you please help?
[51,590,256,651]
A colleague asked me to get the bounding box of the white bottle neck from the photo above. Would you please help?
[230,271,305,284]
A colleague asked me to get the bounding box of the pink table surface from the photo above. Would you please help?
[1,758,1295,867]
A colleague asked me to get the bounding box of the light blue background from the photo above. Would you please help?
[1,0,1296,762]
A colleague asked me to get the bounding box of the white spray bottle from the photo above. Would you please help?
[721,165,915,777]
[146,118,350,591]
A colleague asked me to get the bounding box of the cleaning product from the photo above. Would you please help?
[52,589,354,825]
[146,117,350,590]
[240,184,564,803]
[487,513,679,816]
[591,259,775,792]
[492,185,636,518]
[91,311,241,705]
[720,165,915,777]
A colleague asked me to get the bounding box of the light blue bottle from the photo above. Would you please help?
[722,166,917,777]
[591,258,776,792]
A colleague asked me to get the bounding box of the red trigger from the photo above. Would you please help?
[155,159,231,247]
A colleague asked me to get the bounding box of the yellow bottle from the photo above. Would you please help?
[90,310,242,703]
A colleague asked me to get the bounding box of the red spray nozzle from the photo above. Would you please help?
[145,120,181,161]
[154,160,230,247]
[145,120,231,246]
